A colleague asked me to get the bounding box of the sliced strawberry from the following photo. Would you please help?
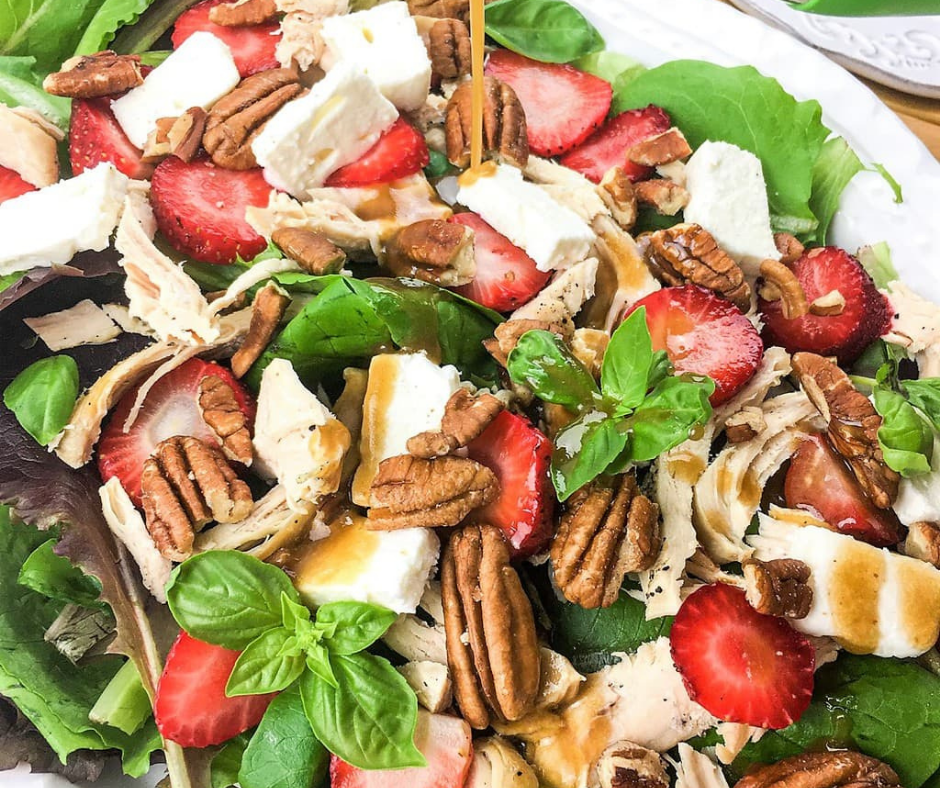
[150,156,270,264]
[325,119,428,188]
[69,98,153,179]
[98,358,254,506]
[449,212,550,312]
[626,285,763,406]
[155,631,275,748]
[172,0,280,78]
[559,106,672,184]
[485,49,612,157]
[785,434,902,547]
[330,711,472,788]
[670,583,815,729]
[0,166,36,205]
[760,247,890,365]
[466,411,554,557]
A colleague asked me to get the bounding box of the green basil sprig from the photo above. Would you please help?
[485,0,604,64]
[166,551,423,771]
[3,355,79,446]
[507,308,714,500]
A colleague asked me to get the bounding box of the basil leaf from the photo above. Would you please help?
[626,375,714,463]
[317,602,397,656]
[18,539,104,609]
[300,653,425,770]
[552,413,628,501]
[227,628,305,697]
[3,355,79,446]
[424,149,454,179]
[167,551,300,650]
[282,592,313,632]
[873,387,933,477]
[305,645,338,689]
[601,307,653,411]
[485,0,604,64]
[211,733,250,788]
[507,330,599,410]
[904,378,940,432]
[646,350,673,392]
[240,685,329,788]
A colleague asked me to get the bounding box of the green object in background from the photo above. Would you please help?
[788,0,940,16]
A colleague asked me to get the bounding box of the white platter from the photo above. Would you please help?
[11,0,940,786]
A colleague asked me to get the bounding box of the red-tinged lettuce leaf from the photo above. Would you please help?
[0,248,122,313]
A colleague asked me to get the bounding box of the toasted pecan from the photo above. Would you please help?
[598,167,638,231]
[633,179,690,216]
[143,107,207,164]
[198,375,253,465]
[446,77,528,168]
[743,558,813,619]
[597,743,669,788]
[734,752,900,788]
[43,51,142,98]
[408,388,504,458]
[385,219,475,286]
[759,259,810,319]
[626,127,692,167]
[230,282,290,379]
[429,18,472,81]
[209,0,278,26]
[272,227,346,274]
[407,0,470,22]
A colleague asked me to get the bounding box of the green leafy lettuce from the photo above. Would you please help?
[0,56,70,128]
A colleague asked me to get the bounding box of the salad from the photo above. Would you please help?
[1,0,939,787]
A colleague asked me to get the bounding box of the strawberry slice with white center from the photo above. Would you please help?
[325,119,429,188]
[330,711,473,788]
[559,106,672,184]
[0,166,36,205]
[626,285,764,406]
[785,433,903,547]
[449,212,550,313]
[670,583,815,729]
[467,411,554,557]
[172,0,280,78]
[69,98,153,180]
[97,359,254,506]
[155,631,275,748]
[485,49,612,157]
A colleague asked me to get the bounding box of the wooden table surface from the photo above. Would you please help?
[716,0,940,159]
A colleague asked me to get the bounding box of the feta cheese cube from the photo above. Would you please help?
[252,62,399,197]
[351,353,460,506]
[292,511,439,614]
[320,2,431,111]
[0,163,129,275]
[456,163,594,272]
[683,141,780,275]
[111,32,240,148]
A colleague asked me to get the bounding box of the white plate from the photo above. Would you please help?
[730,0,940,100]
[11,1,940,786]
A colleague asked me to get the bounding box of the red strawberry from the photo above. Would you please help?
[150,156,270,264]
[785,434,902,547]
[330,711,472,788]
[626,286,764,406]
[0,166,36,205]
[760,247,890,365]
[325,119,429,188]
[560,106,672,184]
[467,411,554,557]
[155,631,275,747]
[69,98,154,179]
[172,0,280,78]
[485,49,612,157]
[98,358,254,505]
[449,212,550,312]
[670,583,815,729]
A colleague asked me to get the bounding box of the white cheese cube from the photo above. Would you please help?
[893,436,940,526]
[0,163,129,275]
[456,163,594,272]
[252,62,399,197]
[320,2,432,111]
[111,32,240,148]
[351,353,460,506]
[683,141,780,276]
[292,511,439,614]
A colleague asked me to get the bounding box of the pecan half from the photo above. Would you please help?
[743,558,812,619]
[198,375,253,465]
[905,521,940,568]
[231,282,290,379]
[367,455,498,530]
[442,524,541,728]
[774,232,805,265]
[142,436,253,561]
[43,51,142,98]
[791,352,899,508]
[597,743,669,788]
[633,179,689,216]
[429,19,471,82]
[408,388,504,458]
[759,259,809,319]
[408,0,470,22]
[639,223,751,312]
[446,77,528,168]
[143,107,207,163]
[724,406,766,443]
[626,128,692,167]
[386,219,475,286]
[203,68,303,169]
[809,289,846,317]
[272,227,346,274]
[735,752,901,788]
[484,319,572,368]
[209,0,278,26]
[551,474,662,609]
[598,167,638,231]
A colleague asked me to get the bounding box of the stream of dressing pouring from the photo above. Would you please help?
[470,0,486,169]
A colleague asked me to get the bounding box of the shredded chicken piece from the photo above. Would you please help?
[24,300,121,351]
[673,744,731,788]
[511,258,598,329]
[522,156,609,224]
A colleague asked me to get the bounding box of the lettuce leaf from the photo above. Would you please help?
[75,0,160,57]
[806,137,864,245]
[0,56,70,128]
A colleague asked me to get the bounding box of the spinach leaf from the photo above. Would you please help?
[552,413,627,501]
[807,137,864,245]
[241,686,329,788]
[0,56,70,128]
[507,330,599,410]
[227,627,306,697]
[602,307,654,412]
[904,378,940,432]
[18,539,104,609]
[211,733,250,788]
[873,386,933,477]
[3,355,80,446]
[484,0,604,64]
